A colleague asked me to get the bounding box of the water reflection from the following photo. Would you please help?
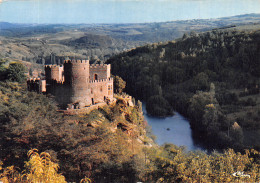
[143,104,203,151]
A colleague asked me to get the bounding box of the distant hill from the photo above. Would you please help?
[62,33,130,50]
[0,22,33,30]
[1,13,260,39]
[0,14,260,63]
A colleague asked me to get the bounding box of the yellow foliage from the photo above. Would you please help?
[23,149,66,183]
[144,145,260,183]
[0,149,67,183]
[205,103,215,108]
[80,176,92,183]
[0,161,22,183]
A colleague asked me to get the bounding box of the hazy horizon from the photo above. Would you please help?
[0,0,260,24]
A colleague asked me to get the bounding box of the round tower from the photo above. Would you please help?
[45,65,64,82]
[64,60,91,107]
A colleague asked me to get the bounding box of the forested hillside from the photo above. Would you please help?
[108,28,260,150]
[1,17,260,181]
[0,57,260,182]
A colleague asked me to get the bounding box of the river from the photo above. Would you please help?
[143,104,203,151]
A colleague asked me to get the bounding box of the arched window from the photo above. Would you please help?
[94,74,98,80]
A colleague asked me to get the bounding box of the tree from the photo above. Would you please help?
[23,149,66,183]
[188,91,215,124]
[230,122,244,145]
[190,72,209,92]
[188,83,218,129]
[113,75,126,94]
[0,59,8,81]
[0,149,66,183]
[145,145,260,183]
[7,62,27,83]
[202,104,220,135]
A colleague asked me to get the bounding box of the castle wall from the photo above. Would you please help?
[40,80,46,93]
[27,78,46,93]
[53,83,71,107]
[27,78,39,92]
[89,78,113,104]
[28,60,114,109]
[89,64,111,81]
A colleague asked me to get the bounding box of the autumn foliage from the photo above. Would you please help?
[0,149,66,183]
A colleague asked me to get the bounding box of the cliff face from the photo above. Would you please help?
[59,93,154,181]
[62,93,158,182]
[79,93,154,149]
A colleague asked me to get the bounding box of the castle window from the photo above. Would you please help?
[100,86,102,92]
[94,74,98,80]
[91,89,93,94]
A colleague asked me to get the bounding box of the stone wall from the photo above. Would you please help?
[89,64,111,81]
[89,78,113,104]
[27,78,46,93]
[64,60,91,107]
[45,65,63,82]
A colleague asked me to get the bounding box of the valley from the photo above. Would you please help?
[0,13,260,182]
[1,13,260,67]
[108,22,260,150]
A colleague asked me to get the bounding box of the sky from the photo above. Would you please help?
[0,0,260,24]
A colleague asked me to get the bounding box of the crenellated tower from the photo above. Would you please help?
[45,64,64,82]
[64,60,91,107]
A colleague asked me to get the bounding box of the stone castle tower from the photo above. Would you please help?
[28,59,113,109]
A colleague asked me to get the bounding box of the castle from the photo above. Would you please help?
[27,59,114,109]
